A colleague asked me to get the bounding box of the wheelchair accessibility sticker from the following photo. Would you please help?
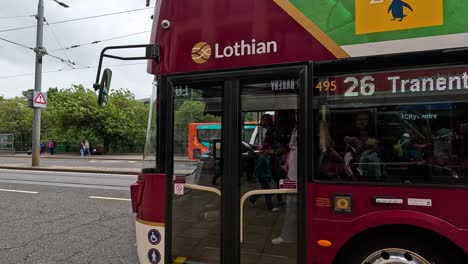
[148,229,161,245]
[356,0,443,34]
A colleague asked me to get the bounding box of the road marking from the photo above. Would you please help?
[89,196,131,201]
[0,188,38,194]
[0,169,136,177]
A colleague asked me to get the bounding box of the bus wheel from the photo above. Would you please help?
[362,248,430,264]
[334,229,465,264]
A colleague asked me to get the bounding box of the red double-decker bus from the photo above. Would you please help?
[93,0,468,263]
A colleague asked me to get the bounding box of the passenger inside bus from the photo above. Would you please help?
[170,78,300,263]
[319,120,344,179]
[250,113,292,211]
[317,102,468,185]
[272,112,298,245]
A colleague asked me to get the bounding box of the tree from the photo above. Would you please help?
[93,89,148,152]
[41,85,100,150]
[41,85,148,153]
[1,85,149,153]
[0,97,33,151]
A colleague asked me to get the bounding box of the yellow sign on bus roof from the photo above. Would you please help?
[355,0,443,34]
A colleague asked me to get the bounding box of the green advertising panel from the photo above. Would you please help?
[290,0,468,46]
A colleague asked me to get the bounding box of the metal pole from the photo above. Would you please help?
[32,0,44,166]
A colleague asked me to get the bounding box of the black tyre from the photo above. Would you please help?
[334,228,467,264]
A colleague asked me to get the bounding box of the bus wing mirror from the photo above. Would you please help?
[93,68,112,107]
[93,44,159,106]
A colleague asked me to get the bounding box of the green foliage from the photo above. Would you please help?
[0,97,33,151]
[42,85,99,146]
[94,88,148,153]
[2,85,149,153]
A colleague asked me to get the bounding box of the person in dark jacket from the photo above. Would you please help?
[359,138,382,181]
[343,136,362,180]
[249,152,276,211]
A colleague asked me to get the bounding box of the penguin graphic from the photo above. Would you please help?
[388,0,413,21]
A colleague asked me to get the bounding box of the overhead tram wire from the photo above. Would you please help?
[45,19,75,68]
[49,30,151,52]
[44,53,90,69]
[0,32,89,69]
[0,7,154,33]
[0,62,147,79]
[0,15,35,19]
[0,37,34,50]
[0,31,89,70]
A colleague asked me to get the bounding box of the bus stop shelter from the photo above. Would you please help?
[0,134,14,153]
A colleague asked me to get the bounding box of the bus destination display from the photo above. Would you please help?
[314,65,468,97]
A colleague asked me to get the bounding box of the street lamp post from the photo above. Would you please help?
[32,0,69,166]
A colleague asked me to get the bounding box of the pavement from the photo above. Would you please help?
[0,153,143,175]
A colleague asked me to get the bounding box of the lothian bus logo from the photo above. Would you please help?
[192,42,212,64]
[191,40,278,64]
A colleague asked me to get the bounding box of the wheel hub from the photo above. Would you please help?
[362,248,431,264]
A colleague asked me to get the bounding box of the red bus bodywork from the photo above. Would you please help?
[307,184,468,264]
[147,0,337,75]
[129,0,468,263]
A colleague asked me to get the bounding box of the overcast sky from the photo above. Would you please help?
[0,0,155,99]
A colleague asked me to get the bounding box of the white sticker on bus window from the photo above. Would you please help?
[174,184,184,195]
[408,198,432,207]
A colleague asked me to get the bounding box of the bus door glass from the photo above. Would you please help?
[239,77,300,264]
[171,81,224,263]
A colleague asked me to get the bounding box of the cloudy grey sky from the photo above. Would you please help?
[0,0,155,99]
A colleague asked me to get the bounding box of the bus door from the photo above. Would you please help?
[167,65,307,264]
[238,76,301,264]
[170,80,224,263]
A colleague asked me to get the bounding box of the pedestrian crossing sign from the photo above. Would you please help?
[33,91,47,108]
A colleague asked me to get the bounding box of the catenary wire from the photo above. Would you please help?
[0,36,34,50]
[45,19,75,68]
[49,30,151,52]
[45,52,92,69]
[0,15,35,19]
[0,63,147,79]
[0,32,89,68]
[0,7,154,33]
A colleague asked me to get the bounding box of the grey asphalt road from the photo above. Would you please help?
[0,156,142,171]
[0,169,138,264]
[0,169,136,190]
[0,155,198,175]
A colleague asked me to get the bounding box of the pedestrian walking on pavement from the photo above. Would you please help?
[40,142,46,155]
[80,141,85,157]
[84,140,91,156]
[48,140,56,155]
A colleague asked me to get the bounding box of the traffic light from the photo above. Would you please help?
[27,89,34,108]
